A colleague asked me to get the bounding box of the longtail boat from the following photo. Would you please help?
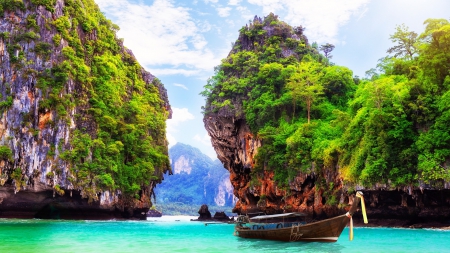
[234,191,368,242]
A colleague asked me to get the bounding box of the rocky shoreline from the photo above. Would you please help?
[352,218,450,230]
[0,185,147,220]
[366,220,450,230]
[2,186,450,230]
[189,204,235,223]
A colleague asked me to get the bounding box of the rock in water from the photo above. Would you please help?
[146,209,163,218]
[213,211,231,221]
[197,204,212,220]
[0,0,171,219]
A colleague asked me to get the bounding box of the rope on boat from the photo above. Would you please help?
[356,191,368,224]
[346,212,354,241]
[348,191,369,241]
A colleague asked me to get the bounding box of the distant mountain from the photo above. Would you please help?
[153,143,235,212]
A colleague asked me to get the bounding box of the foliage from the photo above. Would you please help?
[33,42,52,59]
[0,32,10,40]
[0,146,13,161]
[319,43,335,59]
[11,168,22,180]
[11,168,26,192]
[340,76,417,185]
[202,16,450,189]
[387,24,418,59]
[287,57,324,123]
[54,184,65,196]
[30,0,57,13]
[0,0,25,17]
[0,96,13,113]
[0,173,7,186]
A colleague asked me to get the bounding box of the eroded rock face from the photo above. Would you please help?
[0,1,171,219]
[204,116,260,212]
[354,190,450,227]
[0,184,125,219]
[204,114,332,217]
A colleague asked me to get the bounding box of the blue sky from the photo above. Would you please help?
[94,0,450,159]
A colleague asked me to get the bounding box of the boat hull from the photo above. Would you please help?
[234,214,349,242]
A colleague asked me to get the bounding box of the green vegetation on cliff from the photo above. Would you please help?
[2,0,170,202]
[202,14,450,190]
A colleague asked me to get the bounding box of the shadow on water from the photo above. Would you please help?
[235,237,345,253]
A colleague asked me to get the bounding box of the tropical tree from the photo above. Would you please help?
[319,43,335,59]
[387,24,418,60]
[418,18,450,86]
[287,58,324,123]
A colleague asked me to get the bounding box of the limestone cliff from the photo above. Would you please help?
[0,0,171,219]
[203,14,450,227]
[203,13,321,216]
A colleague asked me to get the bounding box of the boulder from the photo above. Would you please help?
[213,211,231,220]
[197,204,212,220]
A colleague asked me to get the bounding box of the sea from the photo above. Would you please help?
[0,216,449,253]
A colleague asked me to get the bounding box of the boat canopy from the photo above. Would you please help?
[250,212,307,220]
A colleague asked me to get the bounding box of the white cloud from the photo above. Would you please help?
[193,133,212,146]
[247,0,370,44]
[174,83,188,90]
[166,107,195,147]
[167,132,177,148]
[149,68,202,76]
[197,20,213,32]
[217,7,232,17]
[356,6,368,21]
[236,5,253,21]
[228,0,241,5]
[167,107,195,128]
[247,0,284,14]
[193,133,217,159]
[225,19,235,26]
[95,0,221,76]
[204,0,219,3]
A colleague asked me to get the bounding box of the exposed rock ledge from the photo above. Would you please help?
[0,184,147,220]
[351,190,450,228]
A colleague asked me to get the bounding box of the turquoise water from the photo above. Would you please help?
[0,216,449,253]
